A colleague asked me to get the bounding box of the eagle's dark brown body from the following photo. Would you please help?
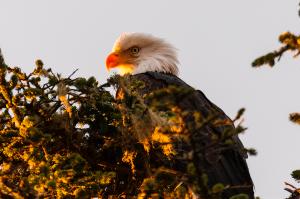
[132,72,254,199]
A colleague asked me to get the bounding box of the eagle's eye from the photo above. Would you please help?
[130,46,140,55]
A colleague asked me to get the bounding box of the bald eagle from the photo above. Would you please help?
[106,33,254,198]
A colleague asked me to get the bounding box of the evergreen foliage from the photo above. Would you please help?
[0,50,252,198]
[252,3,300,198]
[252,32,300,68]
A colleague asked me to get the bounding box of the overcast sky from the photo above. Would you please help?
[1,1,300,198]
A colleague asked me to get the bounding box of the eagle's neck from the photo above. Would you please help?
[132,54,179,76]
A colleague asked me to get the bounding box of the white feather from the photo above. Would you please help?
[113,33,179,76]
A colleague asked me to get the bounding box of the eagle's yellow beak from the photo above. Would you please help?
[106,52,120,71]
[106,52,134,75]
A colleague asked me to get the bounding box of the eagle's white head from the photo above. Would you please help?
[106,33,179,76]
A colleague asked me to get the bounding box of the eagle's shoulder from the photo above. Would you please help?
[133,72,191,88]
[132,72,226,114]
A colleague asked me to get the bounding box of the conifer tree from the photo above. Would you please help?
[0,49,253,198]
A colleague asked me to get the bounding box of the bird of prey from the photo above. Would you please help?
[106,33,254,198]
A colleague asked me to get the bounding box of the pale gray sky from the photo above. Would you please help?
[1,1,300,198]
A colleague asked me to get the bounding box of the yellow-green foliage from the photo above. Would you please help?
[252,32,300,67]
[0,50,250,198]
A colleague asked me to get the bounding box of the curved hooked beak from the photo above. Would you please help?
[106,52,120,71]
